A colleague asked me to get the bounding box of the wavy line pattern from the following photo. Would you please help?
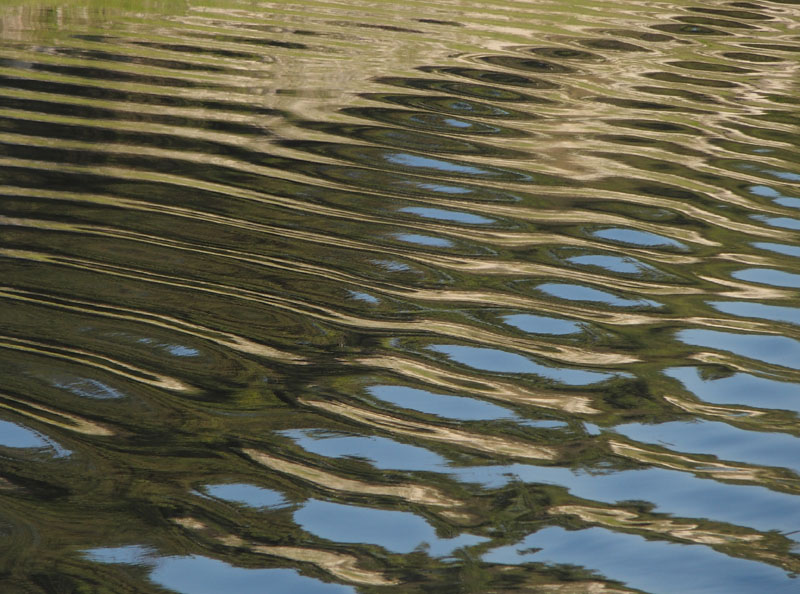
[1,0,799,592]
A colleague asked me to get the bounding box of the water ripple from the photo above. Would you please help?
[1,1,800,592]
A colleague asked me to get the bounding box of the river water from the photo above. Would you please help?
[0,0,799,592]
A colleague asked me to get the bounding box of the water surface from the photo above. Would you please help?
[1,0,800,592]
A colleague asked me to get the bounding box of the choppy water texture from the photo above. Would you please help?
[1,0,800,592]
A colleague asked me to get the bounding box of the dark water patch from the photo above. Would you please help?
[5,143,386,229]
[0,165,525,257]
[130,40,267,60]
[710,139,800,167]
[673,15,762,30]
[667,59,756,73]
[417,65,560,90]
[0,73,282,117]
[686,7,774,20]
[0,299,254,392]
[606,119,706,136]
[217,21,351,42]
[358,93,541,120]
[761,94,800,106]
[0,94,276,137]
[0,251,390,357]
[742,42,800,52]
[1,133,544,208]
[592,177,715,213]
[0,114,274,160]
[598,29,676,43]
[265,155,565,198]
[650,23,731,35]
[46,46,234,72]
[416,18,463,27]
[641,70,739,88]
[71,34,115,42]
[594,134,707,157]
[374,76,542,102]
[276,141,536,182]
[577,39,651,52]
[293,120,530,158]
[577,199,695,224]
[721,51,785,62]
[0,57,232,89]
[328,20,423,34]
[751,109,800,128]
[592,96,710,114]
[529,46,604,61]
[186,32,312,51]
[479,55,576,74]
[713,158,800,184]
[594,153,729,188]
[631,85,720,104]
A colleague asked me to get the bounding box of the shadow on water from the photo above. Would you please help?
[1,0,800,593]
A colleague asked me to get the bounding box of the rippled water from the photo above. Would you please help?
[1,0,799,592]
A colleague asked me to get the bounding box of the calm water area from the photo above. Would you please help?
[1,0,799,592]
